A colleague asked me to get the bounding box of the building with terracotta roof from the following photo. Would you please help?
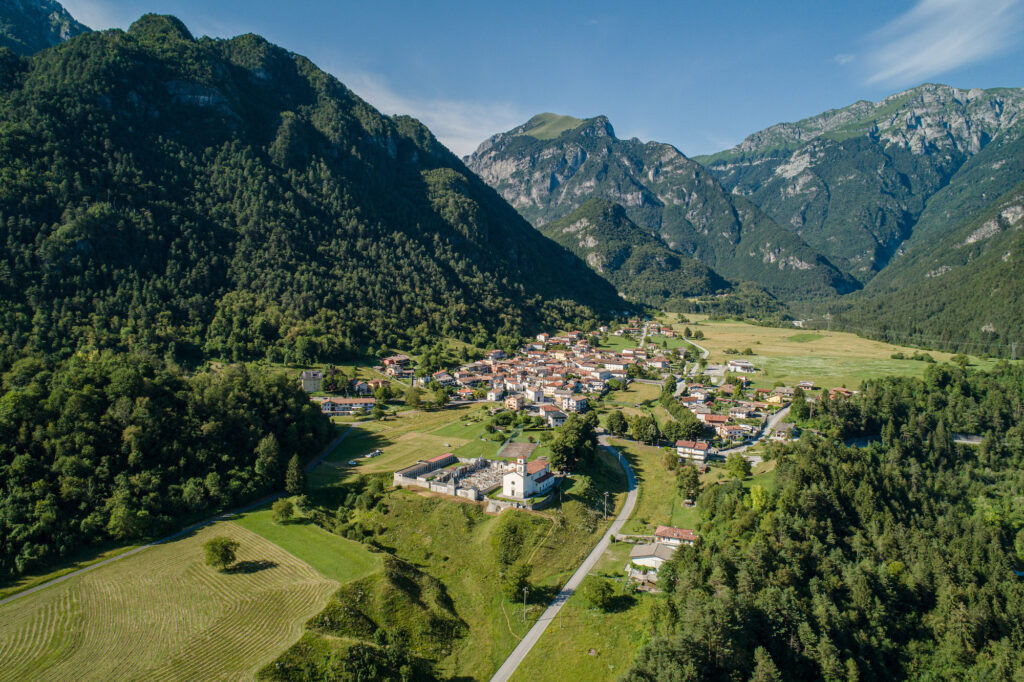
[502,458,555,500]
[654,525,698,546]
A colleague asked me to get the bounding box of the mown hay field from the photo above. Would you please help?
[659,313,996,388]
[0,522,337,681]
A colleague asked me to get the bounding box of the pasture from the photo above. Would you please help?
[0,522,337,681]
[659,313,995,388]
[232,505,381,584]
[307,404,488,487]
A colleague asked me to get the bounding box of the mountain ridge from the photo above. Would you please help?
[0,14,625,365]
[0,0,88,55]
[466,113,858,301]
[696,83,1024,279]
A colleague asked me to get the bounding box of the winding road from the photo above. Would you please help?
[489,437,638,682]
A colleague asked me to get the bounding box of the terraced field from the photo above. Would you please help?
[0,522,337,681]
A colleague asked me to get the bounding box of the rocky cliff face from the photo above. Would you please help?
[697,84,1024,280]
[719,84,1024,159]
[466,115,857,300]
[0,0,89,55]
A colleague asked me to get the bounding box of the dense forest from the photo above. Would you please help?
[0,352,332,578]
[626,363,1024,680]
[0,14,623,369]
[540,199,731,310]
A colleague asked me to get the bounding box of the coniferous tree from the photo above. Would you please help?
[285,455,305,495]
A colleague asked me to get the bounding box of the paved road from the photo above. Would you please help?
[717,405,792,464]
[0,426,357,608]
[489,437,638,682]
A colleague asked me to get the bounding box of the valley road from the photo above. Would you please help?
[489,436,638,682]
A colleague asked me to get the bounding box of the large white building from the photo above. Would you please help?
[502,458,555,500]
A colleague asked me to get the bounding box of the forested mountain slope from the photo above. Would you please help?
[0,0,87,55]
[628,363,1024,679]
[538,199,730,309]
[0,15,624,367]
[466,114,858,300]
[697,84,1024,281]
[834,181,1024,355]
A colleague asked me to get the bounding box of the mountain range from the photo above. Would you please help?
[1,0,1022,358]
[466,113,858,301]
[0,0,87,55]
[466,86,1024,355]
[0,12,623,365]
[697,84,1024,281]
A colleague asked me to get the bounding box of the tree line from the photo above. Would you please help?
[625,362,1024,680]
[0,351,332,578]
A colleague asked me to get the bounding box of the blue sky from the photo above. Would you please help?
[60,0,1024,156]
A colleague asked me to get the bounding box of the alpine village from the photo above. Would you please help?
[0,2,1023,681]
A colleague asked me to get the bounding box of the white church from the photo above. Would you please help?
[502,457,555,500]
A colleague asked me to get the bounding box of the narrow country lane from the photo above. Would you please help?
[489,436,638,682]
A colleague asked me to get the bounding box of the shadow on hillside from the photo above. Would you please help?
[607,593,638,612]
[529,584,561,605]
[226,559,278,574]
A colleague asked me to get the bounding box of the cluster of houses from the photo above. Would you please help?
[672,381,809,461]
[626,525,699,585]
[420,329,679,424]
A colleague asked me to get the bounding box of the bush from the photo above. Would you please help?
[503,563,531,601]
[580,576,615,610]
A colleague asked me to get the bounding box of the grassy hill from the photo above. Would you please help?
[0,522,339,680]
[522,112,586,139]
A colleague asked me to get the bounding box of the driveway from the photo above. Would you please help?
[489,437,638,682]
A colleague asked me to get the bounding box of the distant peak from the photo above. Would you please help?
[582,115,615,138]
[128,14,194,43]
[520,113,586,140]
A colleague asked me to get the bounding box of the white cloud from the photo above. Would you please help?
[864,0,1024,86]
[833,53,855,65]
[327,68,529,157]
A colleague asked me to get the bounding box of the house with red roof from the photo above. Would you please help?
[654,525,698,546]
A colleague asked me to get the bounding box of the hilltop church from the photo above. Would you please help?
[502,458,555,500]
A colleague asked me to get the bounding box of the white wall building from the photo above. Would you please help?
[501,458,555,500]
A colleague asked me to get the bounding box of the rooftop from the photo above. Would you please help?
[629,543,678,561]
[655,525,699,542]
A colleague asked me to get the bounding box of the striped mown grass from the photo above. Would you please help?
[0,522,337,681]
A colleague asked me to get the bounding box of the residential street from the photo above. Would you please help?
[489,437,638,682]
[717,405,792,464]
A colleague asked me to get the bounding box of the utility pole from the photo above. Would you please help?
[523,586,528,622]
[826,313,832,332]
[604,491,609,520]
[1012,342,1018,361]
